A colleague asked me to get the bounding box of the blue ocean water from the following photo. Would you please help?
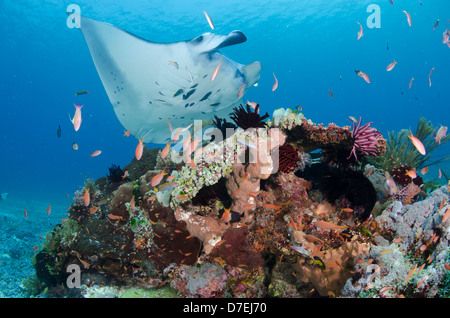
[0,0,449,297]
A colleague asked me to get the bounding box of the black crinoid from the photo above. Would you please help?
[107,164,124,183]
[230,104,269,130]
[209,115,237,142]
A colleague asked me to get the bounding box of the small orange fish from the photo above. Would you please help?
[24,208,28,219]
[123,130,131,137]
[175,194,188,201]
[386,59,397,71]
[379,249,393,255]
[403,10,412,27]
[185,155,196,168]
[356,70,370,83]
[211,57,223,81]
[122,170,129,179]
[46,205,51,216]
[172,127,181,143]
[304,234,325,244]
[442,208,450,223]
[135,137,144,160]
[79,258,90,269]
[167,175,176,182]
[33,245,39,253]
[151,170,167,187]
[70,104,83,132]
[221,208,231,223]
[272,72,278,92]
[130,196,135,212]
[84,188,90,206]
[444,264,450,271]
[357,21,363,40]
[246,101,258,110]
[263,203,281,210]
[341,208,353,213]
[420,166,428,175]
[167,119,173,133]
[89,206,98,214]
[90,150,102,158]
[405,264,417,284]
[438,167,442,178]
[161,142,171,159]
[405,169,417,179]
[408,77,414,89]
[329,89,333,98]
[408,133,426,155]
[428,67,435,87]
[107,213,122,220]
[314,220,348,230]
[439,199,446,210]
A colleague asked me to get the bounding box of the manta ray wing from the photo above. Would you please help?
[78,15,261,144]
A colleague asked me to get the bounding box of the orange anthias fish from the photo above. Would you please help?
[46,205,51,216]
[84,188,90,206]
[408,77,414,89]
[329,89,333,98]
[405,168,417,179]
[439,167,442,178]
[434,126,448,144]
[386,60,397,71]
[70,104,83,132]
[107,213,123,220]
[420,166,429,175]
[172,127,182,143]
[211,57,223,81]
[130,196,135,212]
[24,208,28,219]
[272,72,278,92]
[357,21,363,40]
[151,170,167,187]
[405,264,417,284]
[355,70,370,83]
[90,150,102,158]
[428,67,435,87]
[123,130,131,137]
[403,10,412,27]
[314,220,348,230]
[122,170,129,179]
[161,142,171,159]
[135,138,144,161]
[408,133,426,155]
[167,119,173,133]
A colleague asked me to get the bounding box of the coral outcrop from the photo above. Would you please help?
[38,106,450,300]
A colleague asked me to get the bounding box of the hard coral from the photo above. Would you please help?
[230,104,269,130]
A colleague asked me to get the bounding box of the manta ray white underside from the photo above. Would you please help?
[78,15,262,144]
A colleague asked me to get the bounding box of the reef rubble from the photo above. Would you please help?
[28,106,450,298]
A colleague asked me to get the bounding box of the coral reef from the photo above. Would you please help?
[33,107,450,299]
[342,186,450,297]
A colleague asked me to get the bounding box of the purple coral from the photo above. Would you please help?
[347,117,383,161]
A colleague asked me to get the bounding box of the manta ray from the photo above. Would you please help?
[78,15,262,144]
